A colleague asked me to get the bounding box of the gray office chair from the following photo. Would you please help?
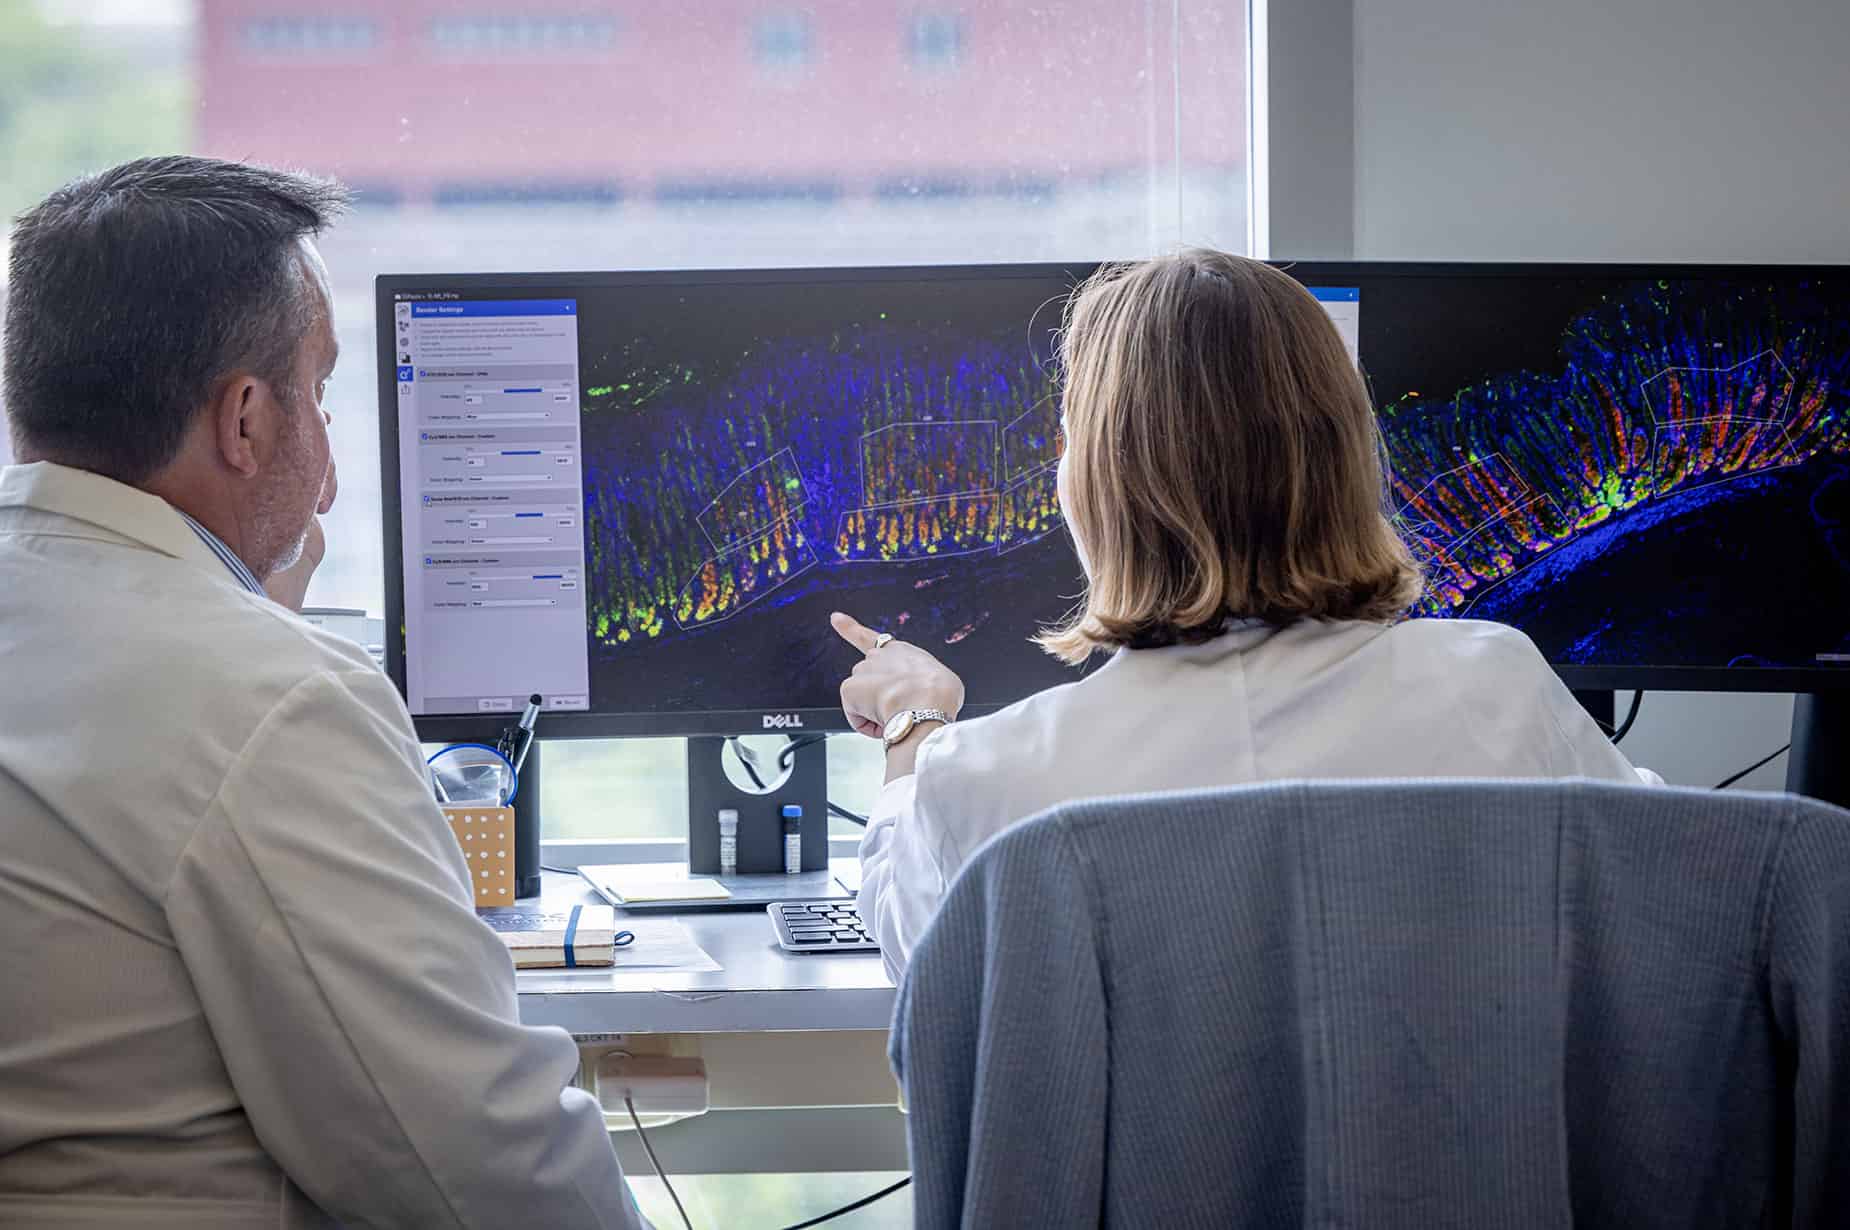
[891,779,1850,1229]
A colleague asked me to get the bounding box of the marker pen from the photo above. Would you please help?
[511,693,542,774]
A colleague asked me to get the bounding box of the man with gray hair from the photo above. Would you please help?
[0,157,648,1228]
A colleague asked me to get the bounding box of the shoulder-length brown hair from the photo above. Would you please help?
[1038,249,1423,663]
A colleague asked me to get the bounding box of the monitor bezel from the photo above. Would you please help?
[378,259,1850,744]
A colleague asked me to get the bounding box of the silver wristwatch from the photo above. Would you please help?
[881,708,953,752]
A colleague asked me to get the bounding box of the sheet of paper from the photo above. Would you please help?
[585,864,732,903]
[611,919,723,972]
[516,919,722,989]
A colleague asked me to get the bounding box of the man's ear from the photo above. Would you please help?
[210,374,269,479]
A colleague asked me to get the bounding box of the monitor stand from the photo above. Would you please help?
[511,741,545,899]
[686,736,831,875]
[1787,694,1849,810]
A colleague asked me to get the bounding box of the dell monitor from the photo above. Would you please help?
[380,264,1097,746]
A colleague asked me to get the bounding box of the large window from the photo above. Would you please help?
[0,0,1251,1204]
[0,0,1252,839]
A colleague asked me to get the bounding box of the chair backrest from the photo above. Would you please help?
[891,778,1850,1230]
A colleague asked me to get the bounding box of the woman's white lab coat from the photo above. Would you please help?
[859,616,1657,981]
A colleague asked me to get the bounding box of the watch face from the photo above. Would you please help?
[882,711,914,744]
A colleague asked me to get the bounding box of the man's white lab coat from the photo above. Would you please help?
[0,463,645,1229]
[861,616,1660,982]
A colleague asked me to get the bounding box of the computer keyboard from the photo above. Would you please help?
[768,900,879,953]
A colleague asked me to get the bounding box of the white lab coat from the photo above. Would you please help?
[0,463,645,1229]
[860,616,1658,981]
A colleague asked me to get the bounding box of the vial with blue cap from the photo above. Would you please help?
[782,805,803,874]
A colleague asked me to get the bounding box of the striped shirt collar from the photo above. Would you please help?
[175,511,266,596]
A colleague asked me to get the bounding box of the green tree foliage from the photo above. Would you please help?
[0,3,189,222]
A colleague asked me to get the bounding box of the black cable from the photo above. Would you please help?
[778,734,830,770]
[624,1094,694,1230]
[774,1177,912,1230]
[828,802,869,827]
[540,863,576,875]
[727,737,767,791]
[1715,743,1791,791]
[1609,690,1644,744]
[622,1054,906,1230]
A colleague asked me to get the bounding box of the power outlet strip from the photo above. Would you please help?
[596,1054,710,1117]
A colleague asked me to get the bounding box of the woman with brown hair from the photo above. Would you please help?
[832,249,1653,978]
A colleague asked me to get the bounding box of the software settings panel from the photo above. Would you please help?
[1311,287,1361,362]
[394,297,591,715]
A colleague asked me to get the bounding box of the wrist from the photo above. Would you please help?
[883,715,947,750]
[879,706,954,755]
[880,693,962,727]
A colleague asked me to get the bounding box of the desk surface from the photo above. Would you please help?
[515,866,894,1035]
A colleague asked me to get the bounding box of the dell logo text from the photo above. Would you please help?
[763,713,805,729]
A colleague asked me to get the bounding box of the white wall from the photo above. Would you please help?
[1353,0,1850,263]
[1262,0,1355,257]
[1332,0,1850,789]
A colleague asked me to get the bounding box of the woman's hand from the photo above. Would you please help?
[266,457,337,612]
[265,517,324,612]
[830,611,966,739]
[317,454,339,516]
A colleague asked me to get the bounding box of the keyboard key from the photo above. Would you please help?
[790,934,832,945]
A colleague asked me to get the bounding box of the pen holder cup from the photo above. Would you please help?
[442,806,517,908]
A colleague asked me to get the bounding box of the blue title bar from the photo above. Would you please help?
[1308,287,1360,302]
[408,299,577,318]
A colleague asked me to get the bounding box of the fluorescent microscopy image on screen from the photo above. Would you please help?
[1373,276,1850,673]
[406,267,1849,728]
[565,274,1088,716]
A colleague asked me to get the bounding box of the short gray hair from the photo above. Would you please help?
[4,155,350,483]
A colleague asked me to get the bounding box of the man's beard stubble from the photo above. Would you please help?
[247,405,319,580]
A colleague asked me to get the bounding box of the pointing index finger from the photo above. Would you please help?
[830,611,882,655]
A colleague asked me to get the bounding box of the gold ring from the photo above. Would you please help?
[872,632,895,650]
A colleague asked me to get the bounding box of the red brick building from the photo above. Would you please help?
[196,1,1246,206]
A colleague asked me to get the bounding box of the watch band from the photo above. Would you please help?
[882,708,954,752]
